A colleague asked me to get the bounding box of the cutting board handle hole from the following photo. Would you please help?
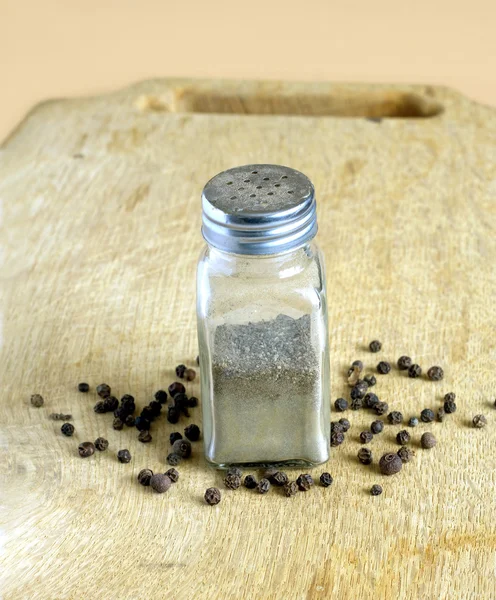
[136,89,443,118]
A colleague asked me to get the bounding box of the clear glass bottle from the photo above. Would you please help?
[197,165,329,468]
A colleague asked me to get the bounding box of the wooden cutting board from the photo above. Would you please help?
[1,79,495,600]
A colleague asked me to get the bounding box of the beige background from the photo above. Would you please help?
[1,0,495,141]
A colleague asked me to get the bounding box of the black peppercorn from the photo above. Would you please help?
[138,430,152,443]
[175,364,187,378]
[350,397,363,411]
[444,392,456,403]
[364,374,376,387]
[204,487,221,505]
[364,392,379,409]
[186,396,198,408]
[165,468,179,483]
[330,421,345,435]
[113,407,128,422]
[397,356,412,371]
[369,340,382,353]
[184,424,201,441]
[371,420,384,434]
[351,381,368,399]
[296,474,314,491]
[421,432,437,448]
[388,411,403,425]
[170,432,182,445]
[339,418,351,432]
[167,453,181,466]
[396,429,410,445]
[283,481,299,497]
[135,416,151,431]
[93,400,106,414]
[377,361,391,375]
[437,408,446,422]
[427,366,444,381]
[112,417,124,431]
[334,398,348,412]
[331,431,345,446]
[397,446,414,463]
[150,474,172,494]
[117,449,132,463]
[167,406,180,424]
[172,439,192,458]
[120,394,135,405]
[94,437,109,451]
[360,431,373,444]
[320,472,333,487]
[104,396,119,412]
[78,382,90,393]
[408,364,422,378]
[258,478,271,494]
[78,441,95,458]
[61,423,74,436]
[140,407,154,422]
[168,382,186,397]
[444,399,457,414]
[227,467,243,478]
[125,415,136,427]
[96,383,111,399]
[374,401,389,416]
[358,447,373,465]
[155,390,168,404]
[370,484,383,496]
[379,453,402,475]
[408,417,419,427]
[138,468,153,486]
[262,468,278,481]
[472,414,487,428]
[272,471,289,486]
[244,475,258,489]
[148,401,162,417]
[185,368,196,382]
[224,474,242,490]
[350,360,364,372]
[420,408,435,423]
[347,365,361,386]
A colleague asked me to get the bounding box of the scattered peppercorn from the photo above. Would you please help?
[374,401,389,416]
[170,432,182,445]
[408,364,422,378]
[360,431,373,444]
[175,364,187,378]
[93,401,106,414]
[379,453,402,475]
[364,393,379,409]
[117,449,132,463]
[369,340,382,353]
[330,421,345,434]
[167,406,180,424]
[172,439,192,458]
[296,474,314,491]
[30,394,44,407]
[472,414,487,428]
[388,411,403,425]
[184,424,201,441]
[334,398,348,412]
[150,474,172,494]
[167,453,181,466]
[351,381,368,399]
[78,382,90,393]
[78,442,95,458]
[104,396,119,412]
[397,446,415,463]
[165,468,179,483]
[421,432,437,448]
[135,416,151,431]
[125,415,136,427]
[397,356,412,371]
[347,365,361,386]
[427,366,444,381]
[351,360,364,371]
[420,408,435,423]
[444,392,456,403]
[96,383,111,399]
[408,417,419,427]
[204,487,221,505]
[185,368,196,382]
[396,430,410,445]
[168,382,186,397]
[112,417,124,431]
[49,413,72,421]
[187,396,198,408]
[94,437,109,451]
[243,475,258,489]
[444,399,456,414]
[350,397,363,411]
[370,484,383,496]
[283,481,299,497]
[61,423,74,436]
[437,408,446,422]
[364,374,377,387]
[371,420,384,434]
[258,478,271,494]
[120,394,135,405]
[262,467,278,480]
[358,447,373,465]
[377,361,391,375]
[138,468,153,486]
[272,471,289,486]
[339,418,351,432]
[138,430,152,443]
[320,472,333,487]
[224,474,242,490]
[331,431,345,446]
[227,467,243,478]
[155,390,168,404]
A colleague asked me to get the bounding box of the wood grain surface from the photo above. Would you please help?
[1,79,495,600]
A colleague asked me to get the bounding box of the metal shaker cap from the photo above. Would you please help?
[201,164,317,255]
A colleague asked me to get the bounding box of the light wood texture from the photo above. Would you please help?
[1,79,495,600]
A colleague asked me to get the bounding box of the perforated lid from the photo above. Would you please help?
[201,164,317,255]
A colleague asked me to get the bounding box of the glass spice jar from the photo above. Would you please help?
[197,164,330,468]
